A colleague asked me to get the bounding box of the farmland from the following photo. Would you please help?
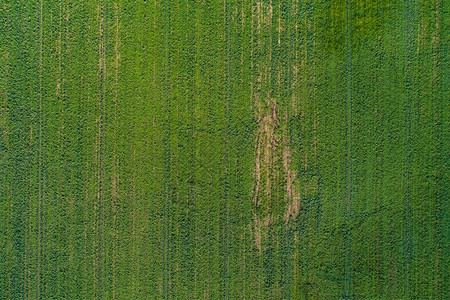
[0,0,448,299]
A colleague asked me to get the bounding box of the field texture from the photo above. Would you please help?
[0,0,449,299]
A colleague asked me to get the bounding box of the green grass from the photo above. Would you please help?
[0,0,448,299]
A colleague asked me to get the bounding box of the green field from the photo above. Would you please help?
[0,0,448,299]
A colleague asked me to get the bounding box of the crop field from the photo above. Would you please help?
[0,0,448,299]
